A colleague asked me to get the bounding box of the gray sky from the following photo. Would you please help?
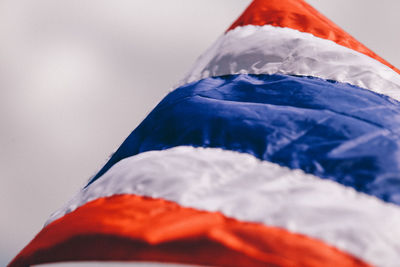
[1,1,399,266]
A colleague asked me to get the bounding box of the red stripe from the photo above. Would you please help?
[228,0,400,74]
[10,194,370,267]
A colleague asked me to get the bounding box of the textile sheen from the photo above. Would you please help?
[89,74,400,205]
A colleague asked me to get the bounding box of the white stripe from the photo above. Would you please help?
[48,146,400,266]
[175,25,400,101]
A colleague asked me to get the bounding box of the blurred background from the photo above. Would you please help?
[1,0,399,266]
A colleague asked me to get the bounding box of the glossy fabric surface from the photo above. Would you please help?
[89,74,400,205]
[10,195,370,267]
[177,25,400,101]
[47,146,400,266]
[228,0,399,73]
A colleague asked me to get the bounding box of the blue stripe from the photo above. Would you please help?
[89,74,400,205]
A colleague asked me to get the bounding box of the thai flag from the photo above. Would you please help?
[10,0,400,266]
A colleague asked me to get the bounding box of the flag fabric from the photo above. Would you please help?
[10,0,400,266]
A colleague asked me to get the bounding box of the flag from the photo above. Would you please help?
[10,0,400,266]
